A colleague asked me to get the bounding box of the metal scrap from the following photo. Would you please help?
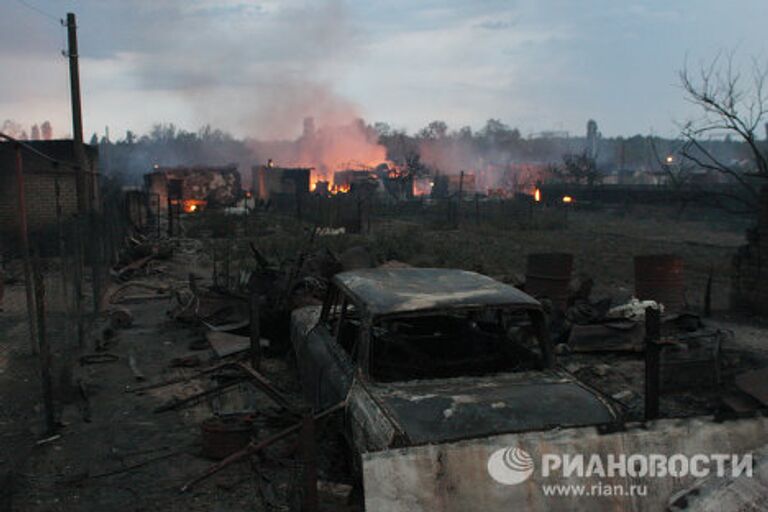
[180,401,346,493]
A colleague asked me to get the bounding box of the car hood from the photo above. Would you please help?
[369,370,618,445]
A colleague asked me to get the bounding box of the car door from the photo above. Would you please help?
[302,287,359,409]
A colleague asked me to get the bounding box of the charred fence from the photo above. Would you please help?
[1,137,132,438]
[266,192,569,232]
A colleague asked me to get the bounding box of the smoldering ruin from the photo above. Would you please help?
[4,3,768,512]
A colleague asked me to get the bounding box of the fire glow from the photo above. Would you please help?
[330,183,351,194]
[534,188,542,202]
[181,199,206,213]
[562,195,573,203]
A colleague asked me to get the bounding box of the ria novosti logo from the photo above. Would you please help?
[487,447,753,486]
[487,447,535,485]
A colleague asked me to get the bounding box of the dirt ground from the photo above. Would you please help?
[1,205,766,511]
[2,247,354,512]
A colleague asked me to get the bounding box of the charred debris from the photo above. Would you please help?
[4,153,768,511]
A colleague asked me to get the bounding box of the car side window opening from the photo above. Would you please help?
[322,287,359,359]
[369,308,543,382]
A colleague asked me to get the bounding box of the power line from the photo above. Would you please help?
[12,0,62,24]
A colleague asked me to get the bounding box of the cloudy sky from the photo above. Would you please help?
[3,0,767,140]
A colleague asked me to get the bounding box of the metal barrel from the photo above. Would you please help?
[634,254,685,312]
[201,413,256,460]
[525,252,574,309]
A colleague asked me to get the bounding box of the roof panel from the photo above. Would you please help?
[333,268,540,316]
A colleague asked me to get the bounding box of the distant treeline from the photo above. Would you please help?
[92,120,758,183]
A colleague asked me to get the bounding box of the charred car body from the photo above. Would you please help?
[290,268,620,458]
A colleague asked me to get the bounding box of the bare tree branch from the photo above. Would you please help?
[678,52,768,216]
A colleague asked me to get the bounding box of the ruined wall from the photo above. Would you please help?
[0,172,79,233]
[145,166,243,211]
[253,166,310,201]
[731,186,768,314]
[0,140,97,238]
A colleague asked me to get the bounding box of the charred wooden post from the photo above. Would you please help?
[90,213,102,315]
[212,247,218,289]
[154,193,161,238]
[644,306,662,420]
[14,143,38,351]
[167,197,174,237]
[704,267,713,318]
[73,221,85,348]
[224,238,231,291]
[300,411,319,512]
[249,293,261,370]
[55,178,74,341]
[32,252,55,434]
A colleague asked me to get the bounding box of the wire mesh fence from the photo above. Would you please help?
[1,191,131,416]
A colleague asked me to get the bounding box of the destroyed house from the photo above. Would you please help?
[332,169,379,193]
[432,173,476,198]
[252,164,311,201]
[0,139,99,235]
[144,165,242,213]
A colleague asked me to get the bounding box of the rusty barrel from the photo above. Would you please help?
[201,413,256,460]
[525,253,573,309]
[634,254,685,312]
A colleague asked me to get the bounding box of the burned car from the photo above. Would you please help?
[291,268,620,455]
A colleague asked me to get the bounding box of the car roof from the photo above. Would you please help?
[333,268,540,317]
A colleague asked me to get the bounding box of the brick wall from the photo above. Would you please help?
[0,140,98,237]
[0,173,79,232]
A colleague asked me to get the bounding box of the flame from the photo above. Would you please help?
[181,199,206,213]
[330,183,350,194]
[534,188,541,202]
[562,195,573,203]
[413,178,432,197]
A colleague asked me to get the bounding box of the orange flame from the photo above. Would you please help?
[181,199,206,213]
[562,195,573,203]
[534,188,541,202]
[330,183,350,194]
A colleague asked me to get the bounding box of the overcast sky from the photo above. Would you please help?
[3,0,768,140]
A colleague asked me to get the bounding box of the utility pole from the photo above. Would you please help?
[66,12,88,214]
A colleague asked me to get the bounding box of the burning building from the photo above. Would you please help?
[331,169,378,194]
[252,162,311,201]
[431,173,476,198]
[0,140,99,235]
[144,165,243,213]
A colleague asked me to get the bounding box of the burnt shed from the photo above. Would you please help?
[252,164,311,201]
[144,165,243,212]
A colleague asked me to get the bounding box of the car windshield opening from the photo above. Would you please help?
[370,308,543,382]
